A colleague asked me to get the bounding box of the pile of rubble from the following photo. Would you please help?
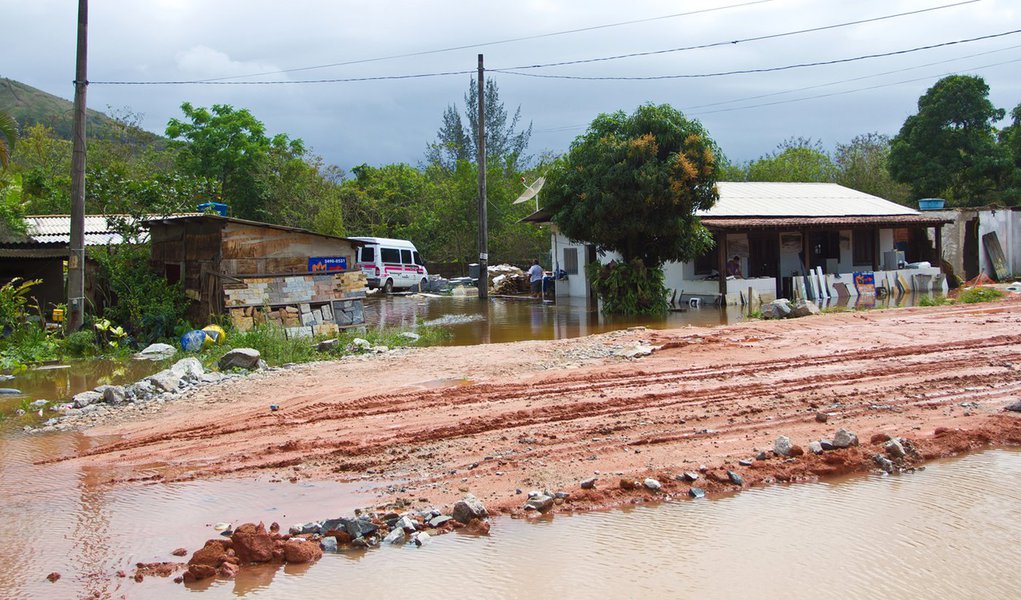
[489,264,530,295]
[760,299,821,319]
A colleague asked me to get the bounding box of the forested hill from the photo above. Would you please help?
[0,77,162,147]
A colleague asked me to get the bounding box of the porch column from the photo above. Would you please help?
[871,227,880,272]
[801,229,810,273]
[717,231,727,297]
[934,224,943,272]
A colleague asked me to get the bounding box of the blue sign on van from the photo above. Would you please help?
[309,256,348,272]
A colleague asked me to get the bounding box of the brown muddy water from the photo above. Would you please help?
[366,292,933,346]
[2,438,1018,599]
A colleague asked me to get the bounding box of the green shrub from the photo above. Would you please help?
[956,287,1005,304]
[0,278,40,335]
[62,329,99,357]
[918,295,952,307]
[589,259,667,315]
[0,325,59,371]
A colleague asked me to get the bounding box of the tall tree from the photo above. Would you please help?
[0,110,16,169]
[999,103,1021,204]
[889,75,1009,205]
[834,133,910,203]
[426,78,532,171]
[543,104,718,314]
[746,137,837,182]
[166,103,304,220]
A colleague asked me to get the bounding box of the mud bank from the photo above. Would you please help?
[56,301,1021,517]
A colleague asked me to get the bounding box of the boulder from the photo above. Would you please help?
[807,441,824,455]
[874,454,895,474]
[344,518,379,540]
[319,536,338,553]
[791,301,821,318]
[284,539,322,564]
[412,532,431,547]
[200,372,226,384]
[463,518,491,535]
[727,471,745,486]
[127,380,155,402]
[396,516,418,532]
[231,522,275,563]
[171,357,204,381]
[760,299,793,319]
[147,369,182,393]
[400,332,421,342]
[451,494,489,524]
[689,487,706,499]
[217,348,262,371]
[188,540,229,567]
[580,477,597,489]
[72,391,103,409]
[774,435,793,457]
[316,338,340,352]
[884,438,906,459]
[1004,400,1021,412]
[643,478,662,491]
[428,515,452,528]
[383,527,406,545]
[832,428,859,449]
[135,343,175,360]
[815,412,829,423]
[524,494,554,513]
[102,385,127,405]
[350,338,372,351]
[187,564,216,581]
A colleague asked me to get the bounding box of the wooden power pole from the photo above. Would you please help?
[476,54,489,300]
[67,0,88,331]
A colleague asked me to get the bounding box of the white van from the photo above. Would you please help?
[350,237,429,293]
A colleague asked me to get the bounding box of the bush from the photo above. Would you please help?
[0,278,40,335]
[918,295,952,307]
[92,244,190,345]
[589,259,667,315]
[956,287,1005,304]
[61,329,99,357]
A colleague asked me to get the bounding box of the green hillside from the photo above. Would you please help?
[0,77,162,147]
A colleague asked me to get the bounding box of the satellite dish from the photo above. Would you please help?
[513,177,545,205]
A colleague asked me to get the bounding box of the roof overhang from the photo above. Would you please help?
[701,214,953,231]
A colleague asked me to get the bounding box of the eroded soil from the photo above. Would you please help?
[65,301,1021,513]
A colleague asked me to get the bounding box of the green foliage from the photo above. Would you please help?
[0,172,27,237]
[0,278,40,334]
[889,75,1010,205]
[166,102,304,221]
[918,294,952,307]
[0,109,16,169]
[91,245,189,344]
[746,138,837,182]
[544,103,718,271]
[956,287,1005,303]
[0,325,59,371]
[588,259,667,315]
[426,77,532,172]
[834,133,911,204]
[61,329,99,357]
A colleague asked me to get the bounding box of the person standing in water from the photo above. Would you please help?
[527,259,544,298]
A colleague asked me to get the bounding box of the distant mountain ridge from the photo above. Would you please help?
[0,77,163,147]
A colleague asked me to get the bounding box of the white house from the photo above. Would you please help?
[525,182,951,306]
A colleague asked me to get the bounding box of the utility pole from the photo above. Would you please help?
[476,54,488,300]
[67,0,88,331]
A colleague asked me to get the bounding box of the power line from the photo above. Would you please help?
[126,0,780,83]
[491,29,1021,81]
[90,69,475,86]
[494,0,982,72]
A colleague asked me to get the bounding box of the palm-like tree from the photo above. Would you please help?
[0,110,16,169]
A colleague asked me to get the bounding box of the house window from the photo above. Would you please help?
[381,248,400,263]
[562,247,579,274]
[694,245,719,276]
[164,263,181,284]
[853,230,875,266]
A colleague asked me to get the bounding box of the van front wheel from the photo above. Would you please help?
[419,278,428,293]
[383,279,394,294]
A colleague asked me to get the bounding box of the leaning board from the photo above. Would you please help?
[983,232,1009,281]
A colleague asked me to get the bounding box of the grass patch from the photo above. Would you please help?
[956,287,1005,304]
[918,295,953,307]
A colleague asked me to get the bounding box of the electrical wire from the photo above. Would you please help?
[494,0,982,72]
[491,29,1021,80]
[90,69,476,85]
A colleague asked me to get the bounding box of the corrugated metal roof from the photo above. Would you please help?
[702,214,950,231]
[701,183,920,218]
[0,214,200,247]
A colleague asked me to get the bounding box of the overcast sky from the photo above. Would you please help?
[5,0,1020,173]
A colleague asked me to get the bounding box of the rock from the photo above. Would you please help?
[199,372,226,384]
[216,562,239,578]
[774,435,793,457]
[396,516,418,532]
[72,390,103,409]
[580,477,597,489]
[524,494,555,513]
[171,357,204,381]
[727,471,744,486]
[217,348,262,371]
[351,338,372,351]
[755,451,769,461]
[412,532,431,547]
[127,380,155,402]
[807,441,824,454]
[815,412,829,423]
[288,523,303,535]
[1005,400,1021,412]
[884,438,906,459]
[344,518,378,539]
[188,540,229,567]
[874,454,895,474]
[147,369,182,393]
[820,440,835,451]
[464,518,491,535]
[399,332,421,342]
[231,522,275,563]
[428,515,453,528]
[102,385,127,405]
[135,343,175,360]
[46,572,60,582]
[171,547,188,557]
[789,445,805,457]
[791,301,821,318]
[738,459,753,467]
[317,338,340,352]
[452,494,489,524]
[679,472,699,482]
[30,399,48,409]
[832,428,859,449]
[319,536,338,553]
[689,487,706,499]
[383,527,406,545]
[760,299,793,319]
[619,479,638,491]
[643,478,662,491]
[187,564,216,581]
[283,538,322,563]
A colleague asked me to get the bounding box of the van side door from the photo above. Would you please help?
[400,249,414,287]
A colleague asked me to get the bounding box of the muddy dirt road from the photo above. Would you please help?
[68,302,1021,512]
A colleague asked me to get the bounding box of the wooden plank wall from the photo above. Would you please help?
[220,223,356,276]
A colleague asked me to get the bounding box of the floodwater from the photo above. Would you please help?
[1,435,1018,599]
[365,292,936,346]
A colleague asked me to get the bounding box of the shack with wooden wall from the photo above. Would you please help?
[146,215,366,336]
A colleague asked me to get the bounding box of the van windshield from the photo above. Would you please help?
[413,251,423,266]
